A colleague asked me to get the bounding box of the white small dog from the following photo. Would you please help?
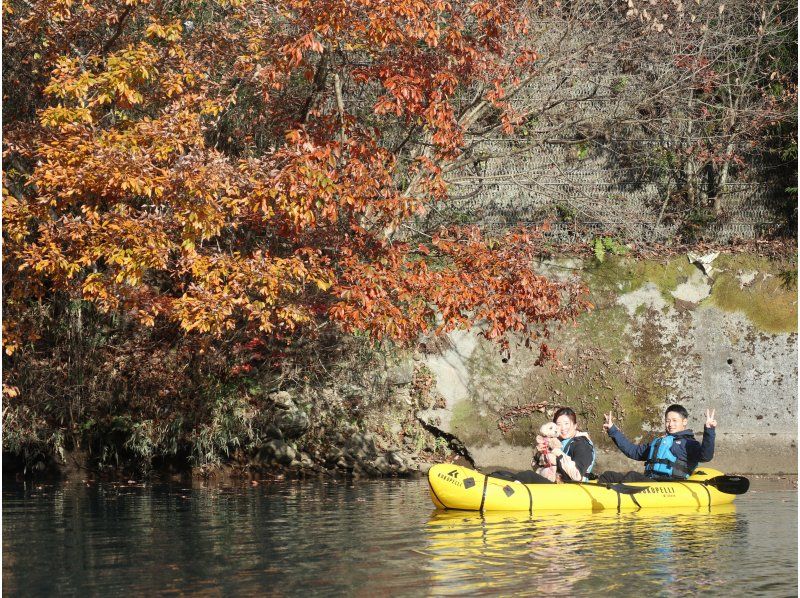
[533,422,563,482]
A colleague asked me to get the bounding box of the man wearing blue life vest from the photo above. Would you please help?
[597,404,716,484]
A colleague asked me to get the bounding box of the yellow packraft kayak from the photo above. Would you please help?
[428,463,741,511]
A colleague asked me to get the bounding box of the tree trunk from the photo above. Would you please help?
[715,140,737,214]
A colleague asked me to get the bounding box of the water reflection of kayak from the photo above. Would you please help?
[425,504,737,550]
[423,504,740,594]
[427,503,736,527]
[428,464,740,511]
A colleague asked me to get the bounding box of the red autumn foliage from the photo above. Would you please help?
[3,0,590,361]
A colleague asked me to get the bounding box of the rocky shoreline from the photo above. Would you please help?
[3,380,464,482]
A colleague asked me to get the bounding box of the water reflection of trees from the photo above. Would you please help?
[3,479,438,594]
[424,506,741,595]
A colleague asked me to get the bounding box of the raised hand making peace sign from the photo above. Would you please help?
[705,409,717,428]
[603,412,614,432]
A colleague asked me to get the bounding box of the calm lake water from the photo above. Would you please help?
[3,476,797,596]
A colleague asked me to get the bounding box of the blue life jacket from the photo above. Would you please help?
[562,436,596,482]
[645,435,691,479]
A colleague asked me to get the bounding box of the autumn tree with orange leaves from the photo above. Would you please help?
[3,0,592,467]
[4,0,589,353]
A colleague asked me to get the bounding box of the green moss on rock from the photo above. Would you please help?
[449,400,500,446]
[704,256,798,334]
[584,256,691,305]
[572,305,630,362]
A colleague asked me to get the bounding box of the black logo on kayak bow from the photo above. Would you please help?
[447,469,459,477]
[503,485,515,497]
[463,477,475,489]
[437,472,461,486]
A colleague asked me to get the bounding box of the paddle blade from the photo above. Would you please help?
[608,483,649,495]
[707,475,750,495]
[565,481,648,494]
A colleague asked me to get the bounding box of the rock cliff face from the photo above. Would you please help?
[419,253,798,474]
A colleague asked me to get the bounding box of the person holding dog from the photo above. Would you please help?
[492,406,596,484]
[540,406,596,482]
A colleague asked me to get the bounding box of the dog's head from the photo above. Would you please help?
[539,421,559,438]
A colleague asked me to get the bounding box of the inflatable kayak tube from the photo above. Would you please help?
[428,464,738,511]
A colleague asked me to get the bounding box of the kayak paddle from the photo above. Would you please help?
[680,474,750,495]
[578,475,749,496]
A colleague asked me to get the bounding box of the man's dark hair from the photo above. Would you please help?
[665,404,689,419]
